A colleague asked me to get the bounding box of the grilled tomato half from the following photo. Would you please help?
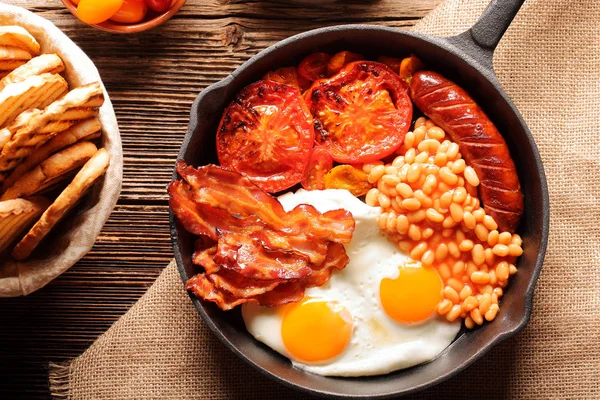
[217,80,315,193]
[304,61,412,164]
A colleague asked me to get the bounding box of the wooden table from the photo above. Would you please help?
[0,0,442,397]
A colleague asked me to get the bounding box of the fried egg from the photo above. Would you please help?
[242,189,460,377]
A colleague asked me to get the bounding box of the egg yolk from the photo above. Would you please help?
[380,263,443,323]
[281,298,353,363]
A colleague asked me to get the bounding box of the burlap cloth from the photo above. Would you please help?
[49,0,600,398]
[0,4,123,297]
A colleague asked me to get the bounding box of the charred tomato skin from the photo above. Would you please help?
[217,80,315,193]
[305,61,413,164]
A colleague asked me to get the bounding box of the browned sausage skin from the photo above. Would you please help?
[409,71,524,233]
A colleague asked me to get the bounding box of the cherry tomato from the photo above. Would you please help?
[377,56,402,75]
[324,165,371,197]
[301,146,333,190]
[110,0,147,23]
[217,80,315,193]
[298,52,331,83]
[327,51,363,77]
[145,0,171,13]
[399,55,424,83]
[304,61,413,164]
[263,67,311,92]
[77,0,123,25]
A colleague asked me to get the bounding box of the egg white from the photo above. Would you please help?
[242,189,460,377]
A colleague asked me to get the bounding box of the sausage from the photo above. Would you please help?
[409,71,523,233]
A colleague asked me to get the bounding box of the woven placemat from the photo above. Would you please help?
[50,0,600,398]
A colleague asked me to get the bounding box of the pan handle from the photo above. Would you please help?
[446,0,525,70]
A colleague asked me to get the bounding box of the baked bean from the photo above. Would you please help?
[419,138,440,153]
[472,244,485,265]
[414,125,427,143]
[462,296,478,312]
[459,285,473,301]
[511,234,523,246]
[427,126,446,141]
[378,193,391,209]
[437,299,453,314]
[446,305,462,322]
[397,241,412,252]
[404,148,416,164]
[443,216,457,228]
[369,165,385,183]
[470,308,484,325]
[487,230,499,246]
[495,261,509,281]
[447,278,463,293]
[492,244,509,257]
[392,157,405,169]
[410,242,428,260]
[473,208,485,222]
[396,214,409,234]
[463,211,476,229]
[425,208,444,223]
[402,198,421,211]
[434,152,448,167]
[489,269,497,285]
[378,212,388,229]
[479,293,492,314]
[408,224,422,241]
[451,159,466,174]
[464,316,475,329]
[391,198,402,213]
[396,182,413,198]
[414,116,427,128]
[474,223,489,242]
[459,239,474,252]
[484,248,495,266]
[398,163,409,181]
[438,263,451,280]
[365,188,379,206]
[479,284,494,295]
[450,203,464,223]
[508,244,523,257]
[452,187,467,204]
[484,304,499,321]
[483,215,498,231]
[407,209,426,223]
[509,264,517,275]
[421,250,435,265]
[442,228,454,238]
[466,262,478,278]
[435,243,449,262]
[452,260,465,277]
[404,131,416,149]
[440,192,453,208]
[423,175,438,195]
[422,227,434,239]
[446,142,459,159]
[493,287,503,298]
[386,211,397,231]
[448,242,461,258]
[439,167,458,185]
[443,286,460,304]
[407,164,422,183]
[464,166,480,186]
[382,174,400,186]
[471,271,490,284]
[415,151,429,163]
[498,231,512,245]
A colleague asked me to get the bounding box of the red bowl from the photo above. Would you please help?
[61,0,187,34]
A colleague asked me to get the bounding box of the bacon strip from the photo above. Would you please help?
[170,162,356,310]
